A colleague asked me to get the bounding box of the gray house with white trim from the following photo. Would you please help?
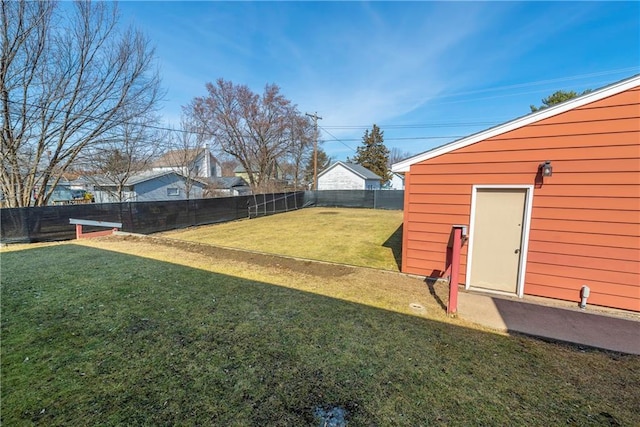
[93,171,208,203]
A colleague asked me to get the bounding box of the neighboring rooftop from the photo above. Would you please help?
[319,161,382,180]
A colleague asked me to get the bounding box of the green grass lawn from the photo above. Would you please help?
[2,241,639,425]
[162,207,404,271]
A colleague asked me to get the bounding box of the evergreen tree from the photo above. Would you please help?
[530,89,592,112]
[303,148,331,185]
[350,124,391,183]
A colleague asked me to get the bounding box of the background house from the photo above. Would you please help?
[317,161,382,190]
[385,172,405,190]
[93,171,207,203]
[152,145,222,179]
[392,75,640,312]
[43,178,91,205]
[207,177,252,197]
[233,160,283,186]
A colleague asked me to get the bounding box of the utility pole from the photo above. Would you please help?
[305,112,322,190]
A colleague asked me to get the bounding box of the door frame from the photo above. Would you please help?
[465,185,534,298]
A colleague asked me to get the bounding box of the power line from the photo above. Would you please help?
[4,100,467,148]
[4,98,212,138]
[7,67,638,147]
[317,125,356,152]
[5,98,498,134]
[323,121,500,130]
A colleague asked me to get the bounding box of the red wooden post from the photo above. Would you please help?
[75,224,83,239]
[448,227,462,315]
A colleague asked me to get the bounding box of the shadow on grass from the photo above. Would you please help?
[382,224,403,271]
[2,244,639,426]
[426,275,447,312]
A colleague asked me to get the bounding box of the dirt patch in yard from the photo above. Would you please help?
[136,235,356,279]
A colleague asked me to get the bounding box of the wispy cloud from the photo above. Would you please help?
[119,1,639,157]
[278,3,495,131]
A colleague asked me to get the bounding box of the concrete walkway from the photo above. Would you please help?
[457,291,640,355]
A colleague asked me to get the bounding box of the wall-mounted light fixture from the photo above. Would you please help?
[539,161,553,177]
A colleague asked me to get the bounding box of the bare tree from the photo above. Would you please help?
[218,154,240,177]
[388,147,413,167]
[1,1,162,207]
[185,79,306,192]
[83,116,163,202]
[159,117,210,200]
[284,114,314,189]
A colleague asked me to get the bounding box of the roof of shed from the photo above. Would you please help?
[318,161,382,180]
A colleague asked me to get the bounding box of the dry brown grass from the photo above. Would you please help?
[160,207,405,271]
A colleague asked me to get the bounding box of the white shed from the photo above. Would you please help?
[387,172,405,190]
[317,161,382,190]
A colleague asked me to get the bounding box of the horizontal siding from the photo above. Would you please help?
[402,171,467,283]
[407,212,469,225]
[541,103,639,124]
[427,144,639,164]
[573,87,640,108]
[530,218,639,236]
[406,254,444,269]
[532,196,640,211]
[526,252,638,276]
[406,240,447,252]
[409,171,639,185]
[524,283,640,312]
[407,194,471,205]
[526,262,639,286]
[412,158,640,175]
[402,85,640,311]
[406,249,446,264]
[526,273,638,300]
[523,117,639,136]
[408,183,640,198]
[527,240,639,261]
[406,221,458,233]
[408,203,470,215]
[532,207,639,223]
[404,230,450,244]
[531,184,638,198]
[532,230,639,249]
[408,184,472,195]
[457,131,638,154]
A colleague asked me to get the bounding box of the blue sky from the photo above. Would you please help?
[119,1,640,161]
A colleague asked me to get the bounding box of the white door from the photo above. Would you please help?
[469,188,527,294]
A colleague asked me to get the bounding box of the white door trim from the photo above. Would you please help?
[465,185,534,298]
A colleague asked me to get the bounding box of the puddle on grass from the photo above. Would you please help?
[314,406,347,426]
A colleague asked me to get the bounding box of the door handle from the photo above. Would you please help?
[515,249,520,254]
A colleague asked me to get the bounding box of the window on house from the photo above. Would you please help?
[167,187,180,196]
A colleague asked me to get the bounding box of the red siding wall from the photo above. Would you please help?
[403,86,640,312]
